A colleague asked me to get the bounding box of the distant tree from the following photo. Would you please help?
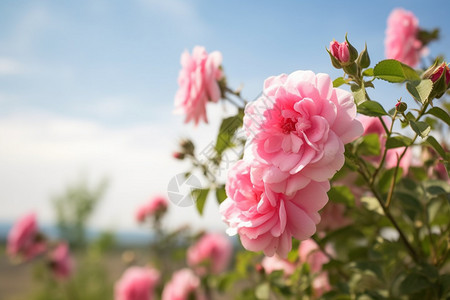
[52,177,108,249]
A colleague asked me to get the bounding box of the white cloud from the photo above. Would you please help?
[0,110,229,233]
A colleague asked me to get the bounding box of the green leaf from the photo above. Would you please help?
[192,188,210,215]
[424,136,447,159]
[352,87,366,105]
[426,106,450,126]
[215,110,244,155]
[406,79,433,103]
[255,282,270,300]
[373,59,420,83]
[378,168,403,195]
[399,273,431,295]
[356,133,381,156]
[333,77,348,87]
[215,186,227,204]
[357,101,388,116]
[328,186,356,207]
[385,135,413,149]
[409,120,431,138]
[361,196,383,215]
[362,68,374,77]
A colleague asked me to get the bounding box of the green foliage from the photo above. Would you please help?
[373,59,420,83]
[406,79,433,103]
[385,135,412,149]
[328,186,356,207]
[357,101,388,117]
[409,120,431,138]
[426,106,450,126]
[192,188,210,215]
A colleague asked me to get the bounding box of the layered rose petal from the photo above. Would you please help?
[187,233,232,275]
[174,46,223,125]
[220,160,330,257]
[385,8,423,67]
[244,70,363,191]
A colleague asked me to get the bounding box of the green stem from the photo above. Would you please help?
[356,162,419,263]
[371,111,398,185]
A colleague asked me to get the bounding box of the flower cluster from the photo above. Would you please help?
[7,212,74,280]
[220,70,363,257]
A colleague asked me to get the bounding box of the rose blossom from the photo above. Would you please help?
[49,242,73,279]
[187,233,232,275]
[174,46,223,125]
[359,116,412,173]
[7,212,46,260]
[329,40,350,63]
[220,160,330,257]
[316,202,352,232]
[162,268,204,300]
[429,63,450,86]
[261,255,296,276]
[135,195,168,223]
[115,266,160,300]
[385,8,422,67]
[299,239,332,298]
[243,70,363,195]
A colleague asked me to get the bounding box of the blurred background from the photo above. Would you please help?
[0,0,449,265]
[1,1,450,299]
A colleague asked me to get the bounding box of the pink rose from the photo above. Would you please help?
[115,267,160,300]
[174,46,223,125]
[359,116,412,173]
[429,62,450,86]
[162,268,204,300]
[261,255,296,276]
[135,195,168,223]
[7,212,46,260]
[329,41,350,63]
[220,160,330,257]
[317,202,352,232]
[299,239,332,298]
[187,233,232,275]
[385,8,423,67]
[244,70,363,193]
[49,242,73,280]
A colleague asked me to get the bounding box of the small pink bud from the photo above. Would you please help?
[430,63,450,86]
[329,41,350,63]
[395,101,407,113]
[172,152,185,160]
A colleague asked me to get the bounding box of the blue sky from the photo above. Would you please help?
[0,0,449,231]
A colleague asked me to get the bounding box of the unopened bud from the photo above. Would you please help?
[172,152,185,160]
[395,101,407,113]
